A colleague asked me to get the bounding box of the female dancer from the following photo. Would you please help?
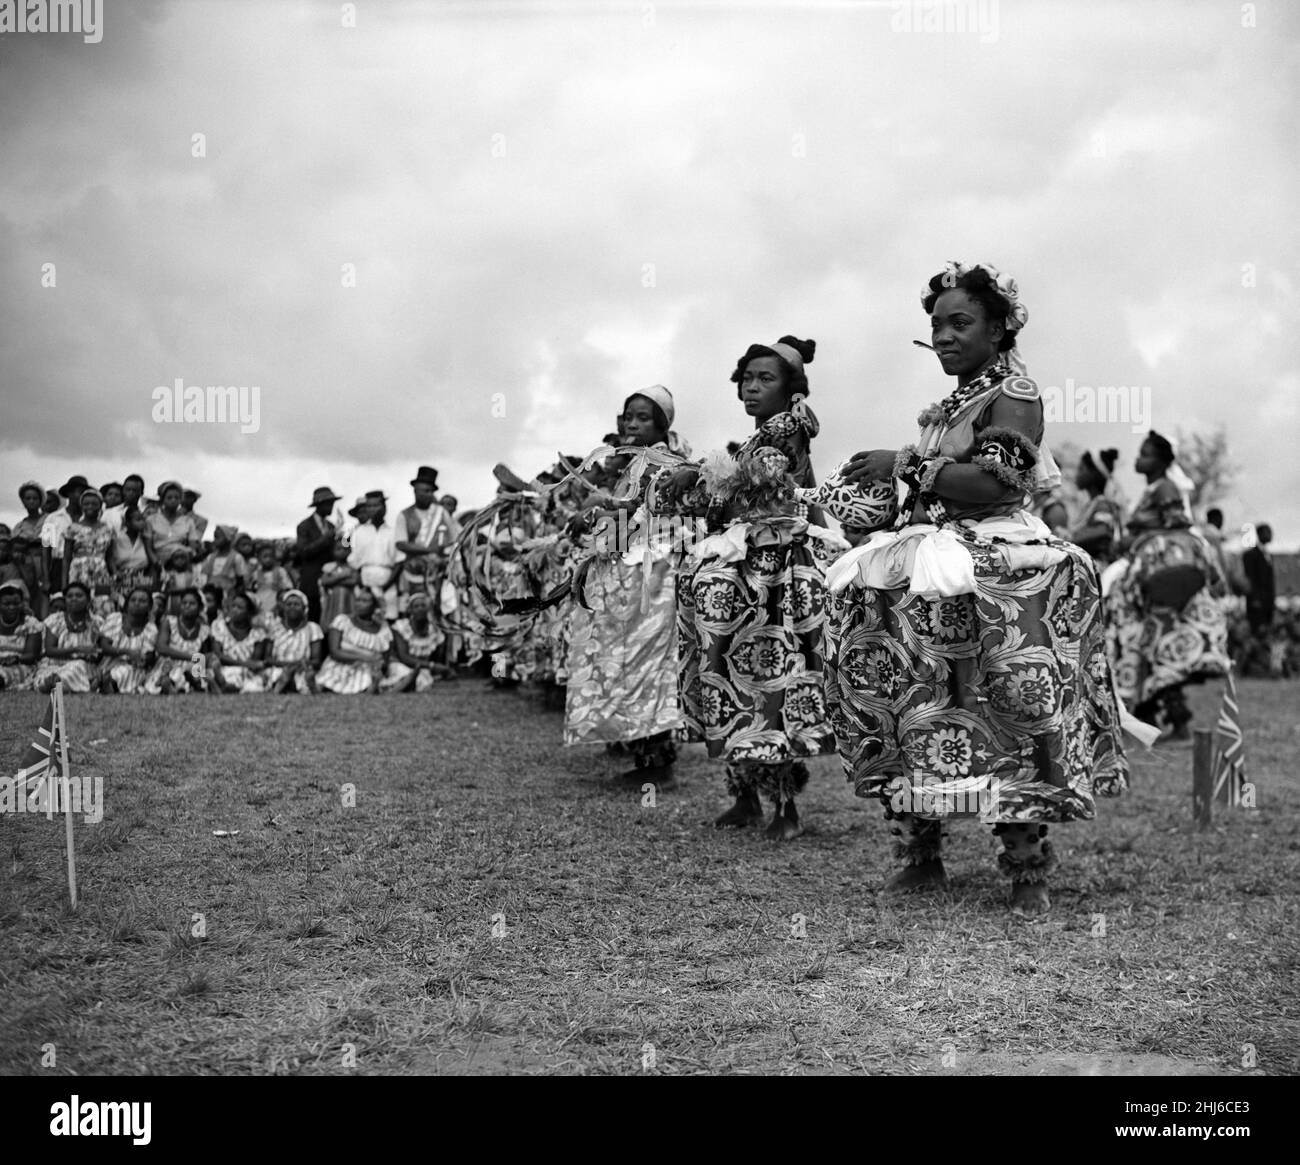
[829,262,1129,914]
[564,387,691,787]
[1107,431,1229,740]
[1066,449,1124,567]
[652,338,843,839]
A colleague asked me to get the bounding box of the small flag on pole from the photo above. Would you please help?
[1212,668,1246,807]
[14,694,60,818]
[8,684,79,908]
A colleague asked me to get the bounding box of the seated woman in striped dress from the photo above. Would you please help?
[33,580,103,694]
[145,587,210,694]
[98,586,158,694]
[264,588,325,694]
[209,592,270,694]
[0,580,43,691]
[382,590,453,691]
[317,588,393,694]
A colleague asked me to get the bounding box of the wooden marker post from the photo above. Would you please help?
[1192,728,1214,830]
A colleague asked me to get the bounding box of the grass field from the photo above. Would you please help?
[1,679,1297,1076]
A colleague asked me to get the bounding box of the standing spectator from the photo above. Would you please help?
[182,488,209,541]
[394,467,456,613]
[105,474,148,531]
[162,547,200,616]
[12,482,48,616]
[112,506,158,608]
[295,486,342,624]
[145,481,203,565]
[348,490,400,621]
[200,525,250,598]
[42,475,88,602]
[63,488,116,616]
[250,542,294,617]
[1244,523,1276,636]
[101,482,124,512]
[319,538,358,624]
[0,527,24,592]
[234,532,257,564]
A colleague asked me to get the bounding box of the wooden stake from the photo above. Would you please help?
[1192,728,1214,830]
[55,682,78,910]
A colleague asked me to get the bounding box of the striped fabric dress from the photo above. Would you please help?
[264,615,324,692]
[0,614,44,690]
[382,616,444,692]
[317,615,392,694]
[32,611,104,693]
[144,614,210,694]
[101,612,158,694]
[209,616,269,694]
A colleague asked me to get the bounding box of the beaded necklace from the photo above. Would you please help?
[930,360,1010,425]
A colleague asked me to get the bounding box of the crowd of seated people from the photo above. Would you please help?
[0,469,466,695]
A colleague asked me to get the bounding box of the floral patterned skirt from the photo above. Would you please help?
[677,519,836,764]
[1106,530,1229,707]
[825,539,1128,823]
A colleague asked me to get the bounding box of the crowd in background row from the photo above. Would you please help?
[0,451,1290,697]
[0,469,477,695]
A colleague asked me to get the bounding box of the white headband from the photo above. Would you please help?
[627,384,675,428]
[768,342,804,369]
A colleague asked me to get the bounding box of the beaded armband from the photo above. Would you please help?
[918,455,955,494]
[893,445,925,488]
[970,426,1038,493]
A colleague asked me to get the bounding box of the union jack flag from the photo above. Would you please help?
[1212,668,1246,807]
[13,692,62,817]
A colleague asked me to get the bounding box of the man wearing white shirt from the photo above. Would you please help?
[348,490,400,621]
[41,475,88,597]
[105,474,148,532]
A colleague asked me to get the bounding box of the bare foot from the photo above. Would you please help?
[1010,882,1051,917]
[714,793,763,829]
[884,859,948,894]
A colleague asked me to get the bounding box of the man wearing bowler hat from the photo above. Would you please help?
[295,486,343,623]
[348,489,401,620]
[394,466,458,610]
[41,474,89,600]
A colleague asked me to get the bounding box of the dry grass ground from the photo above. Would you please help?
[1,679,1296,1076]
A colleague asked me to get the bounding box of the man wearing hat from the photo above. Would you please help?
[394,466,458,609]
[181,488,210,541]
[295,486,342,624]
[348,490,400,621]
[40,475,88,597]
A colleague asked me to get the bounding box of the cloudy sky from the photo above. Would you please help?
[2,0,1296,545]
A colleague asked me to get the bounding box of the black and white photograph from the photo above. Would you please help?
[1,0,1296,1106]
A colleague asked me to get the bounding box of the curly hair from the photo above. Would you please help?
[730,335,815,400]
[922,268,1017,354]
